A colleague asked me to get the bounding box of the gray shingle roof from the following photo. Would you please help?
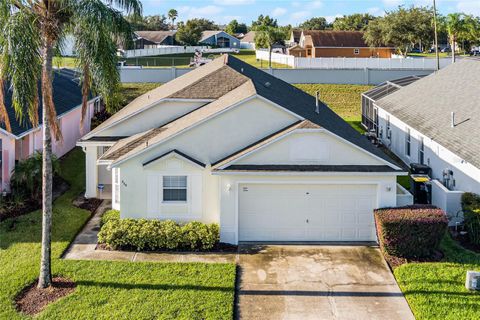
[1,69,88,137]
[375,59,480,169]
[100,55,400,169]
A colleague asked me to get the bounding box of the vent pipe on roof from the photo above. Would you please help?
[315,91,320,114]
[451,112,455,128]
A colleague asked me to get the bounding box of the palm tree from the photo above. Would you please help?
[0,0,141,289]
[446,13,467,63]
[254,26,286,69]
[168,9,178,30]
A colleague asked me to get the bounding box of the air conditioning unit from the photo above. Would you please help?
[466,271,480,290]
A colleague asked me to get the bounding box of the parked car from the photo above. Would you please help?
[429,47,440,53]
[470,50,480,56]
[441,47,451,53]
[410,48,422,53]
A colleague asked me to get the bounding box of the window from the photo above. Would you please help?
[405,128,411,156]
[418,136,425,164]
[354,48,360,55]
[307,49,312,55]
[163,176,187,202]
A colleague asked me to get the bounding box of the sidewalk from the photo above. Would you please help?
[62,201,236,263]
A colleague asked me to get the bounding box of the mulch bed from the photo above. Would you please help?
[72,195,103,213]
[383,250,444,269]
[15,277,76,316]
[96,242,239,253]
[0,176,69,222]
[450,228,480,254]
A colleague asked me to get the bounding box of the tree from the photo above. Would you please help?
[225,19,248,35]
[298,17,330,30]
[127,14,168,31]
[251,14,278,29]
[364,6,434,56]
[445,13,468,62]
[332,13,377,31]
[254,26,286,68]
[168,9,178,29]
[175,21,203,45]
[0,0,141,289]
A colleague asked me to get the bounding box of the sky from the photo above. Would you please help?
[140,0,480,26]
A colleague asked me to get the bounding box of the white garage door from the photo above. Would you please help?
[238,184,377,242]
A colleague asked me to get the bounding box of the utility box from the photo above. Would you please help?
[465,271,480,290]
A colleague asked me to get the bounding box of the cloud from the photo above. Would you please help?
[272,7,287,17]
[325,14,343,24]
[382,0,403,7]
[457,1,480,16]
[212,0,255,5]
[367,7,385,16]
[177,5,224,20]
[290,11,311,21]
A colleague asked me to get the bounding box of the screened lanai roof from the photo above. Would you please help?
[362,75,426,101]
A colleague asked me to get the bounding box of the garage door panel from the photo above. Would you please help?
[239,183,377,242]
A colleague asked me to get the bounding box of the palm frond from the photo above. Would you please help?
[1,8,42,128]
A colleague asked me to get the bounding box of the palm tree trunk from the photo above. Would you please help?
[452,35,456,63]
[38,38,54,289]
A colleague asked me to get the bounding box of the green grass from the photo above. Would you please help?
[0,149,236,319]
[397,175,410,190]
[294,84,372,133]
[394,236,480,320]
[53,56,77,68]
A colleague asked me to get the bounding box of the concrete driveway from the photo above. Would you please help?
[236,245,414,320]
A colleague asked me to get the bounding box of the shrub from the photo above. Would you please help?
[374,205,448,259]
[100,209,120,227]
[98,216,220,251]
[462,193,480,246]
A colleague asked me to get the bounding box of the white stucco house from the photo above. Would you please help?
[1,69,99,192]
[78,55,409,244]
[361,58,480,222]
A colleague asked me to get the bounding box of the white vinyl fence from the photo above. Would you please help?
[255,50,452,70]
[123,46,239,58]
[119,67,435,85]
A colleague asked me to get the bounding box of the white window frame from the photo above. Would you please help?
[418,136,425,164]
[162,175,188,203]
[405,127,411,157]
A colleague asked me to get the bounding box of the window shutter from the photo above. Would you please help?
[189,174,202,217]
[147,175,159,218]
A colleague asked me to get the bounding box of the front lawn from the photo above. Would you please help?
[394,236,480,320]
[0,149,236,319]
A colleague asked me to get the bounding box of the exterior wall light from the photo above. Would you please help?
[226,184,232,192]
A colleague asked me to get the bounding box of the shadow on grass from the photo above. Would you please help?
[76,280,233,292]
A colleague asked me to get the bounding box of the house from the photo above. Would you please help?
[296,30,394,58]
[1,69,100,192]
[286,29,302,46]
[200,31,240,49]
[77,55,408,244]
[240,31,256,49]
[133,31,176,49]
[361,59,480,221]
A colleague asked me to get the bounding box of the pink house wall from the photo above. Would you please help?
[1,101,95,191]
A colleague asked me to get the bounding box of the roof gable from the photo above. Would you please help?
[143,149,205,169]
[134,31,176,44]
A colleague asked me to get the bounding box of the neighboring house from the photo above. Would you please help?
[61,34,77,57]
[1,69,100,192]
[286,29,302,46]
[296,30,394,58]
[200,31,240,49]
[361,59,480,221]
[287,44,307,57]
[240,31,256,49]
[78,55,407,244]
[133,31,176,49]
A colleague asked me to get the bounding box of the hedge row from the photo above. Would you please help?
[374,205,448,259]
[98,210,220,251]
[462,193,480,245]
